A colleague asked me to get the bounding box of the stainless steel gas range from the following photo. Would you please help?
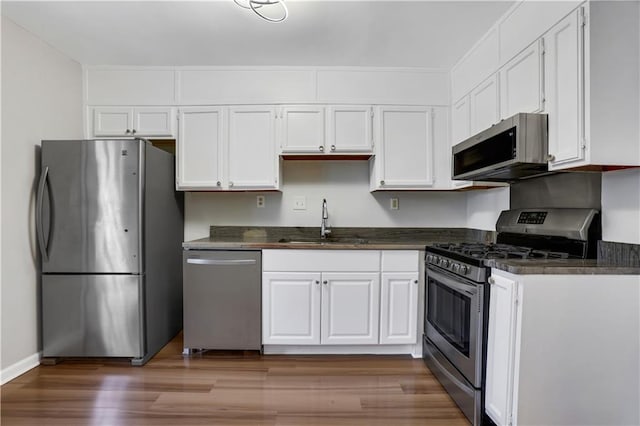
[423,208,600,425]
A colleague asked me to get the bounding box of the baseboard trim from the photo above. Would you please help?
[263,344,417,356]
[1,352,41,385]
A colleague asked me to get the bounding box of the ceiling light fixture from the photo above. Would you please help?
[233,0,288,23]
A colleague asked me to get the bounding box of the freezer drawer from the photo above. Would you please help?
[183,250,261,350]
[42,275,143,357]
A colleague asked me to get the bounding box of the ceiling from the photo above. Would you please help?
[1,0,513,68]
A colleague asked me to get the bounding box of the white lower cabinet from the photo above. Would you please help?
[262,272,321,345]
[379,272,418,344]
[320,273,380,344]
[262,249,420,349]
[486,269,640,426]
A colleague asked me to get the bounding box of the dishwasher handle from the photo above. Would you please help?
[186,258,257,266]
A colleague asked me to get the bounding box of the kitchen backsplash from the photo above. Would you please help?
[598,241,640,268]
[510,172,602,210]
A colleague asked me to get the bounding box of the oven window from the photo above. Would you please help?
[427,277,471,356]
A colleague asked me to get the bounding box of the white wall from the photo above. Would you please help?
[601,169,640,245]
[466,186,510,231]
[185,161,469,240]
[1,17,83,380]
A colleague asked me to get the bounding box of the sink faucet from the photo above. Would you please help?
[321,198,331,239]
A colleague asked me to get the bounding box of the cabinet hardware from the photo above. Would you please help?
[488,277,496,284]
[315,280,320,285]
[131,129,137,134]
[125,129,131,134]
[380,180,385,186]
[414,280,418,284]
[330,145,336,151]
[547,154,556,162]
[229,181,234,187]
[216,181,221,187]
[319,145,324,152]
[323,280,328,285]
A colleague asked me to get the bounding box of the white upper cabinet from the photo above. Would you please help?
[470,75,500,135]
[280,106,326,153]
[544,8,585,169]
[91,107,176,138]
[371,106,433,190]
[327,106,373,153]
[451,28,500,102]
[177,107,224,190]
[228,106,280,190]
[451,96,471,146]
[499,40,544,119]
[279,105,372,155]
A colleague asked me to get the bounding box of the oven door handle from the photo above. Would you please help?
[427,267,479,296]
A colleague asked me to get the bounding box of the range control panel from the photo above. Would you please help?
[517,211,547,225]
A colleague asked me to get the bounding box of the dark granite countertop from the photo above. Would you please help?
[183,226,494,251]
[486,259,640,275]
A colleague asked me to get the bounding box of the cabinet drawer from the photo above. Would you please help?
[263,249,380,272]
[381,251,419,272]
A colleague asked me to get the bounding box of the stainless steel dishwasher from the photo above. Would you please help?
[182,250,261,352]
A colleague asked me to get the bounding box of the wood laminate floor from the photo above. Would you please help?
[1,333,469,426]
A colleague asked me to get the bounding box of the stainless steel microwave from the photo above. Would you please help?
[452,113,549,182]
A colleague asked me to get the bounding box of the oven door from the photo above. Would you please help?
[426,265,484,387]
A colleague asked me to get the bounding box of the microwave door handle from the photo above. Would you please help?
[36,166,49,262]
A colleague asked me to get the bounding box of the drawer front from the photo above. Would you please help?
[381,250,419,272]
[262,249,380,272]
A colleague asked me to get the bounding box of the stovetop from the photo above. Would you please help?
[426,242,571,282]
[431,242,570,261]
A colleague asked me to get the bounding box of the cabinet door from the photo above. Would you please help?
[262,272,321,345]
[373,106,433,189]
[177,107,224,190]
[133,107,176,137]
[327,106,373,153]
[280,106,325,153]
[500,40,544,119]
[470,74,499,135]
[92,107,133,137]
[451,96,471,145]
[321,272,379,345]
[379,272,418,344]
[228,106,279,190]
[486,273,520,426]
[544,7,586,169]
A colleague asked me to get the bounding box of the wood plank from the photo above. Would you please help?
[1,333,468,425]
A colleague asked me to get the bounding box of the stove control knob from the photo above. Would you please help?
[460,265,468,275]
[433,256,440,264]
[453,263,460,273]
[426,254,433,262]
[441,259,449,267]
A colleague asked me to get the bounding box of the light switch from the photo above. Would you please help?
[390,198,399,210]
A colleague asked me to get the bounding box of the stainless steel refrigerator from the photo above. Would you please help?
[37,139,183,365]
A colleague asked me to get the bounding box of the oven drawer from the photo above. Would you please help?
[423,336,482,425]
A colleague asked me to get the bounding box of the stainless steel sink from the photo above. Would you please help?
[278,237,368,245]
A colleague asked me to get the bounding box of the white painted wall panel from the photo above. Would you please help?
[601,169,640,244]
[466,187,510,231]
[1,18,83,376]
[317,69,448,105]
[184,161,468,240]
[85,68,175,105]
[179,69,316,105]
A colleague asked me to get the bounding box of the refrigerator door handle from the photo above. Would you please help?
[36,166,50,262]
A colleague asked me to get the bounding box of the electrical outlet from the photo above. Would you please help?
[390,198,399,210]
[293,196,306,210]
[256,195,265,208]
